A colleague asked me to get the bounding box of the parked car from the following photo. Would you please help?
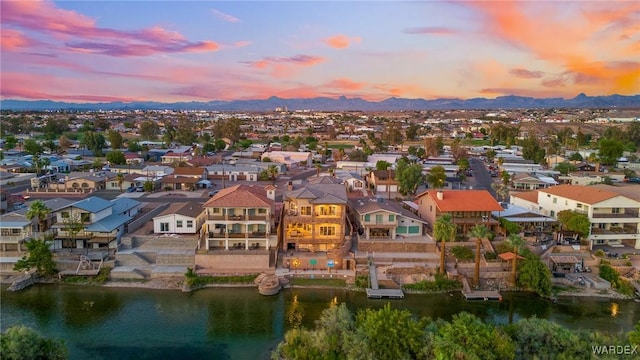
[136,186,145,192]
[627,177,640,184]
[209,190,219,197]
[126,187,136,193]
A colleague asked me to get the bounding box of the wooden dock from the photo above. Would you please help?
[461,277,502,301]
[366,262,404,299]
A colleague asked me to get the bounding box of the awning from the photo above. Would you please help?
[197,179,211,186]
[549,256,580,264]
[501,217,557,223]
[498,252,525,261]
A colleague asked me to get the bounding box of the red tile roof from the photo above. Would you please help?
[420,190,503,212]
[173,167,205,176]
[539,184,619,204]
[203,184,273,208]
[510,191,539,204]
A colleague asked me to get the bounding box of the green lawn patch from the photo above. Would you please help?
[289,278,346,287]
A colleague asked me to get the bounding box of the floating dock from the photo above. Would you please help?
[366,261,404,299]
[461,277,502,301]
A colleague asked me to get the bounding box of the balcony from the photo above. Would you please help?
[207,231,269,239]
[0,230,58,244]
[206,214,268,221]
[591,210,639,219]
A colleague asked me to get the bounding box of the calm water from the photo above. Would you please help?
[1,285,639,360]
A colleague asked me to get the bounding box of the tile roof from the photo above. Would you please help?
[419,190,503,212]
[510,191,540,204]
[539,184,619,204]
[285,184,347,204]
[589,184,640,202]
[203,184,273,208]
[172,167,206,176]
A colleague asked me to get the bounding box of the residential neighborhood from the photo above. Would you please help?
[1,108,639,302]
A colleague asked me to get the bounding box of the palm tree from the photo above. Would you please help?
[434,214,457,275]
[315,163,322,177]
[116,173,125,192]
[506,234,525,285]
[468,224,491,287]
[26,200,51,233]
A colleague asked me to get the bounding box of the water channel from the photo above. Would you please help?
[1,285,638,359]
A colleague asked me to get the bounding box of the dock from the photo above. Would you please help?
[461,277,502,301]
[366,261,404,299]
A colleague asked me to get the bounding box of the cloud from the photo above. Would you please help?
[479,87,567,98]
[246,54,326,78]
[234,41,251,48]
[0,29,39,51]
[509,68,544,79]
[1,0,219,57]
[541,76,568,88]
[211,9,240,23]
[403,27,457,35]
[324,78,366,91]
[323,35,361,49]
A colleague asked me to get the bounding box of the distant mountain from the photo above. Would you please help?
[1,93,638,111]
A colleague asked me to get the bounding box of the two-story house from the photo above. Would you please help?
[0,198,75,252]
[51,196,141,249]
[202,184,277,251]
[510,184,640,249]
[367,170,399,193]
[353,198,429,240]
[416,190,503,235]
[153,201,205,234]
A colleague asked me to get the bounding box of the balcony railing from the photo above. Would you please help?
[206,214,268,221]
[0,230,57,244]
[207,231,269,239]
[591,211,639,219]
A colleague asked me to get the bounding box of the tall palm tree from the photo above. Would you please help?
[506,234,525,285]
[116,173,125,193]
[434,214,457,275]
[468,224,491,287]
[26,200,51,233]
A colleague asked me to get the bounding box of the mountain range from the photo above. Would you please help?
[1,93,638,111]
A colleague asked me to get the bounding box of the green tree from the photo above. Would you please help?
[395,158,425,195]
[554,161,576,175]
[106,150,126,165]
[4,134,18,150]
[127,140,142,153]
[568,152,583,162]
[506,234,525,285]
[107,130,124,149]
[628,321,640,346]
[139,121,160,140]
[0,325,68,360]
[143,180,154,192]
[468,224,491,287]
[433,312,515,360]
[14,237,57,276]
[426,165,446,189]
[347,149,367,162]
[62,213,84,247]
[598,138,625,166]
[557,210,590,239]
[485,149,497,163]
[82,131,106,156]
[347,304,426,360]
[517,259,552,296]
[434,214,457,275]
[23,138,43,156]
[26,200,51,232]
[375,160,390,171]
[504,317,589,359]
[457,158,470,173]
[405,123,419,141]
[175,116,198,145]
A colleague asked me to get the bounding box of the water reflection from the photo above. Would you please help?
[62,288,123,328]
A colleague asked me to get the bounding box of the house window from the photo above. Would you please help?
[375,214,383,224]
[550,210,555,217]
[61,211,70,219]
[389,214,395,221]
[177,220,183,228]
[320,226,336,236]
[213,208,220,214]
[80,213,90,223]
[553,197,557,204]
[111,182,118,187]
[430,206,433,212]
[301,206,312,216]
[187,220,193,228]
[364,214,370,222]
[612,208,620,214]
[258,208,266,214]
[160,223,169,232]
[576,203,582,208]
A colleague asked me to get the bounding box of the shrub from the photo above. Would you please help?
[594,250,605,257]
[355,275,369,288]
[404,274,462,292]
[485,252,497,261]
[451,246,474,262]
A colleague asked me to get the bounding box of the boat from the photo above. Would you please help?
[258,274,282,296]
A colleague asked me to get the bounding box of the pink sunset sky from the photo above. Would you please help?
[1,0,638,103]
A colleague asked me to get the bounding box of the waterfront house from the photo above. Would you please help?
[510,184,640,249]
[153,201,205,234]
[415,190,503,235]
[367,169,399,193]
[50,196,140,250]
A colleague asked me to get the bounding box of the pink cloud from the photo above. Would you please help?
[246,54,326,78]
[541,76,568,88]
[211,9,240,23]
[1,0,219,57]
[404,27,457,35]
[509,68,544,79]
[479,87,567,98]
[324,78,365,91]
[324,34,361,49]
[234,41,251,48]
[0,29,39,51]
